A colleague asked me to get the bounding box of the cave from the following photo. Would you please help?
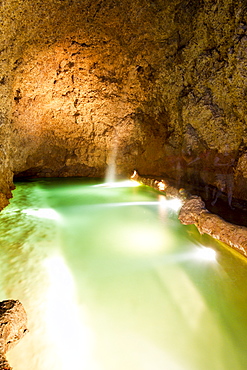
[1,0,247,218]
[1,0,247,368]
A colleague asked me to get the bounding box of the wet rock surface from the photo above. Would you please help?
[0,300,28,370]
[178,196,207,224]
[1,1,247,211]
[179,200,247,257]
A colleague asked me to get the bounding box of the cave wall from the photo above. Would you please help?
[1,0,247,208]
[9,0,173,180]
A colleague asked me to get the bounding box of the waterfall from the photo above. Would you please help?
[105,134,118,184]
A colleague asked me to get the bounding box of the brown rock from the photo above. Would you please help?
[178,196,207,224]
[0,300,28,370]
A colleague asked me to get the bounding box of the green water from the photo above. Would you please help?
[0,178,247,370]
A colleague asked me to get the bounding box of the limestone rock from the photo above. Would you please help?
[0,300,28,370]
[178,196,207,224]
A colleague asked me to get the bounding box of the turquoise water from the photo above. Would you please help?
[0,178,247,370]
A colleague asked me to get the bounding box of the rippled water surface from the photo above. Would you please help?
[0,178,247,370]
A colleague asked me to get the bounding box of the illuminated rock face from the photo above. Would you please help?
[0,300,28,369]
[10,36,168,178]
[2,0,247,208]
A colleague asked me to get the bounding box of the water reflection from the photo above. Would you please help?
[0,179,246,370]
[44,255,99,370]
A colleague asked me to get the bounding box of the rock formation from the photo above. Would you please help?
[1,0,247,212]
[0,300,28,370]
[131,170,247,257]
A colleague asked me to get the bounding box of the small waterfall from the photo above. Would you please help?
[105,134,118,184]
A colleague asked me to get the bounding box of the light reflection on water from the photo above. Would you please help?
[0,178,247,370]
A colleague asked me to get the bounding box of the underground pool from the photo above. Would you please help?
[0,178,247,370]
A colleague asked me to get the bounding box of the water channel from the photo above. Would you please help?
[0,178,247,370]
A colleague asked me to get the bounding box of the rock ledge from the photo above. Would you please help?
[131,170,247,257]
